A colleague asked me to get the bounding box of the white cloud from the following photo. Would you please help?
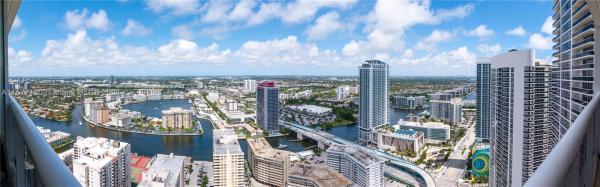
[158,40,230,64]
[415,29,454,51]
[527,33,553,50]
[171,25,196,39]
[12,15,22,29]
[235,36,341,66]
[345,1,474,57]
[399,46,477,69]
[279,0,356,24]
[306,11,343,40]
[64,9,110,31]
[464,25,494,38]
[228,0,255,21]
[122,19,152,36]
[146,0,200,16]
[8,47,33,64]
[477,44,501,56]
[505,26,526,36]
[541,16,553,35]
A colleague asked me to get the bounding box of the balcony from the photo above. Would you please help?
[3,95,80,186]
[572,37,594,49]
[572,50,594,59]
[572,23,594,38]
[572,12,591,27]
[525,92,600,186]
[0,1,81,186]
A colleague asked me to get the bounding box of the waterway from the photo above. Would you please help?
[33,99,309,161]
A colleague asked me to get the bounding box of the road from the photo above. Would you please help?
[434,124,476,186]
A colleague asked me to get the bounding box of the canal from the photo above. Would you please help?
[33,100,310,161]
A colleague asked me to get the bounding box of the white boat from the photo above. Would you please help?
[277,144,288,149]
[79,121,83,125]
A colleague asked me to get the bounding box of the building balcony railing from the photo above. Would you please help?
[3,95,81,186]
[573,50,594,59]
[572,23,594,38]
[525,92,600,186]
[572,37,594,48]
[573,12,591,27]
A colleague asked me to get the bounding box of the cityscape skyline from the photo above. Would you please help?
[8,0,553,76]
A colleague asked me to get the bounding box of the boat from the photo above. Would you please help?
[79,121,83,126]
[277,144,288,149]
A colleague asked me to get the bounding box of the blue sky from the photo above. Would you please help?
[8,0,553,76]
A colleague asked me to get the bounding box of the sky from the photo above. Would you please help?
[8,0,554,77]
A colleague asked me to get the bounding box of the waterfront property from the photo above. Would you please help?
[358,60,389,145]
[162,107,193,130]
[247,137,291,187]
[256,81,281,134]
[281,104,336,127]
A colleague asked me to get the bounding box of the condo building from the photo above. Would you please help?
[326,144,385,187]
[161,107,193,129]
[212,129,245,187]
[395,120,451,143]
[256,81,280,134]
[288,163,354,187]
[138,153,186,187]
[358,60,389,145]
[244,79,257,93]
[72,137,131,187]
[550,0,597,147]
[429,92,463,124]
[489,49,551,186]
[476,59,492,142]
[247,138,291,187]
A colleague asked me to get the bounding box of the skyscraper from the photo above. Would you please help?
[358,60,389,145]
[549,0,597,151]
[72,136,131,187]
[476,59,492,142]
[247,138,291,187]
[212,129,245,187]
[489,49,550,186]
[256,81,280,134]
[244,79,257,93]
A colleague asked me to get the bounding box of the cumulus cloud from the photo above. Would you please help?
[8,47,33,64]
[527,33,553,50]
[305,11,343,40]
[158,40,230,64]
[541,16,553,35]
[415,29,455,51]
[505,26,526,36]
[235,35,341,66]
[64,9,110,31]
[121,19,152,36]
[477,44,501,56]
[344,1,474,57]
[146,0,200,16]
[464,25,494,38]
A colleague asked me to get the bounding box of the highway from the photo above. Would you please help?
[280,121,436,187]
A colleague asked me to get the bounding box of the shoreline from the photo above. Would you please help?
[83,116,203,136]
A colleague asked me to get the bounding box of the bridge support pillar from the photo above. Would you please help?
[318,141,326,150]
[296,133,303,140]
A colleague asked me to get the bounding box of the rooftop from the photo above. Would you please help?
[247,138,291,160]
[396,119,450,129]
[138,153,186,187]
[287,104,332,114]
[213,129,244,156]
[326,144,384,167]
[289,163,354,187]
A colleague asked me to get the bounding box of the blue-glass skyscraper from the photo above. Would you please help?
[256,81,280,134]
[476,59,491,142]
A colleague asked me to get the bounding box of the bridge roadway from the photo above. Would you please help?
[280,121,436,187]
